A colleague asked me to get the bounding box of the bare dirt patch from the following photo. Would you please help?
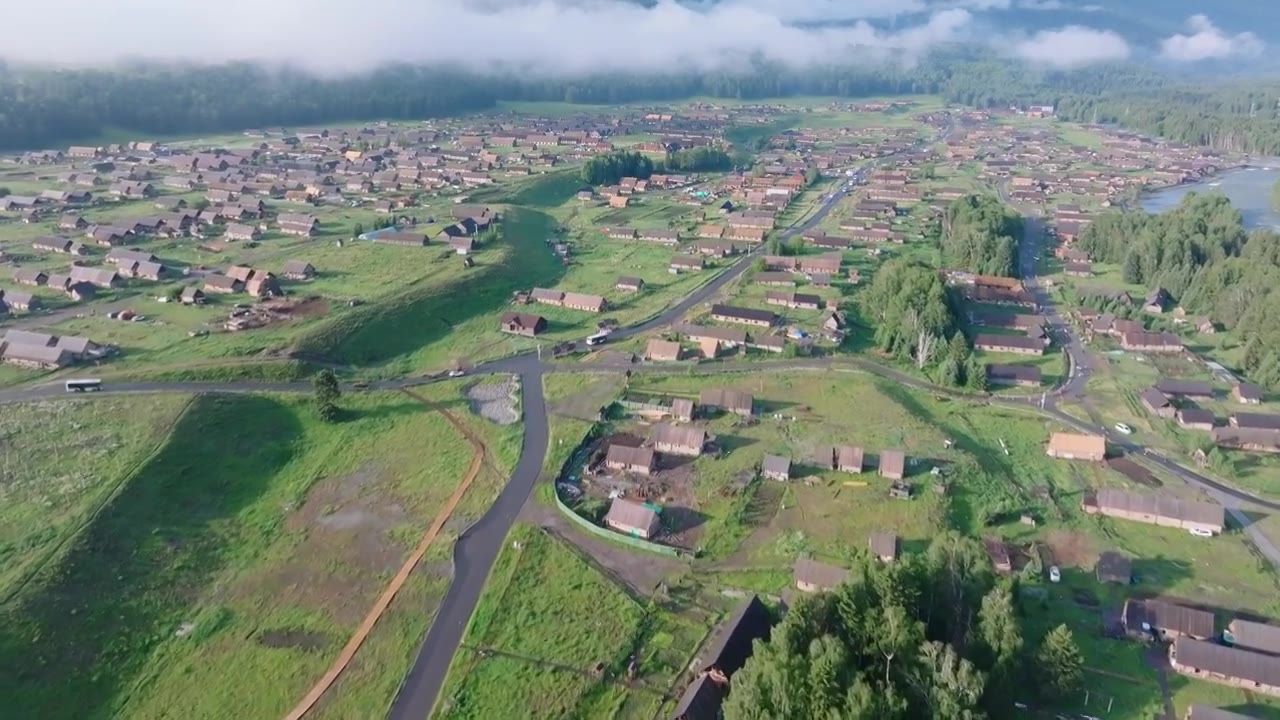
[574,429,705,550]
[257,628,330,652]
[1046,529,1095,569]
[466,378,520,425]
[234,464,414,626]
[287,296,331,319]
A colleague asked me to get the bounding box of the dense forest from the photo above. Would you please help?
[941,195,1023,278]
[1077,193,1280,388]
[663,146,733,173]
[859,260,985,390]
[580,150,655,185]
[2,57,1280,153]
[724,533,1083,719]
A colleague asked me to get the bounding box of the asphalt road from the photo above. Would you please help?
[386,366,550,720]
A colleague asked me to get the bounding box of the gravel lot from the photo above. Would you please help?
[466,377,520,425]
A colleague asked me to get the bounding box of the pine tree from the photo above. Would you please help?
[1034,624,1083,702]
[313,369,341,422]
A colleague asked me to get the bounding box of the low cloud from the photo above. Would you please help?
[703,0,1008,24]
[1010,25,1131,68]
[1159,14,1263,62]
[0,0,977,75]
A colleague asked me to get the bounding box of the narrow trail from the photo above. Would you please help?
[282,390,486,720]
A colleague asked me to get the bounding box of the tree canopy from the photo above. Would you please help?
[581,150,654,185]
[859,259,976,385]
[663,145,733,173]
[941,195,1022,278]
[724,533,1082,720]
[1077,193,1280,389]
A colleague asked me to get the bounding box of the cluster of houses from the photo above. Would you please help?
[1117,598,1280,699]
[0,329,107,369]
[1135,377,1280,454]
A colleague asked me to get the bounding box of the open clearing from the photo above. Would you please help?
[0,394,193,600]
[434,523,713,720]
[0,382,521,720]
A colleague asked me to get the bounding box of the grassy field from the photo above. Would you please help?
[0,394,193,600]
[0,382,522,719]
[435,523,647,720]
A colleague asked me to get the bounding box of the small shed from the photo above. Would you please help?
[879,449,906,480]
[761,454,791,482]
[604,498,661,540]
[868,531,899,562]
[792,558,849,593]
[984,537,1012,573]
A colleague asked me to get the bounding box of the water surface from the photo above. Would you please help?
[1141,166,1280,230]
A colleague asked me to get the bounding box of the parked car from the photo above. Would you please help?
[1049,566,1061,583]
[1114,422,1133,435]
[1189,527,1215,538]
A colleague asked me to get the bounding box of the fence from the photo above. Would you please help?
[552,490,689,559]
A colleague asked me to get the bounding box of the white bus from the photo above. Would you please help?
[585,331,610,347]
[65,378,103,393]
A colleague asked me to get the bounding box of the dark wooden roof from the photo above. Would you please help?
[670,673,724,720]
[698,595,773,676]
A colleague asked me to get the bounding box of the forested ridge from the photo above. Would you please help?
[1077,193,1280,389]
[2,57,1280,152]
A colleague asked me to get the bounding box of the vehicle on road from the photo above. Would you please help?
[65,378,102,393]
[585,331,610,347]
[448,369,466,378]
[1114,422,1133,435]
[1189,527,1215,538]
[1049,565,1061,583]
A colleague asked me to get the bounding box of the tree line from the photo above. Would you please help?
[0,64,494,151]
[1077,192,1280,388]
[663,145,733,172]
[724,533,1083,719]
[580,150,655,185]
[4,57,1280,154]
[941,195,1022,278]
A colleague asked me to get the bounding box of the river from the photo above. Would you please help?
[1141,165,1280,230]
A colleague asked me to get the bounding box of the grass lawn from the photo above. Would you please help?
[0,394,193,600]
[435,523,645,720]
[0,382,522,720]
[620,369,1087,559]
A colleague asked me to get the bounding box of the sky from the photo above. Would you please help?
[0,0,1265,74]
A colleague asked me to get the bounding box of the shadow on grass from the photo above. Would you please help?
[293,208,567,367]
[0,394,304,719]
[1128,556,1197,600]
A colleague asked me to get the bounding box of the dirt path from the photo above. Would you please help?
[283,391,486,720]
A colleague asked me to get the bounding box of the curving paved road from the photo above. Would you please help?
[386,365,549,720]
